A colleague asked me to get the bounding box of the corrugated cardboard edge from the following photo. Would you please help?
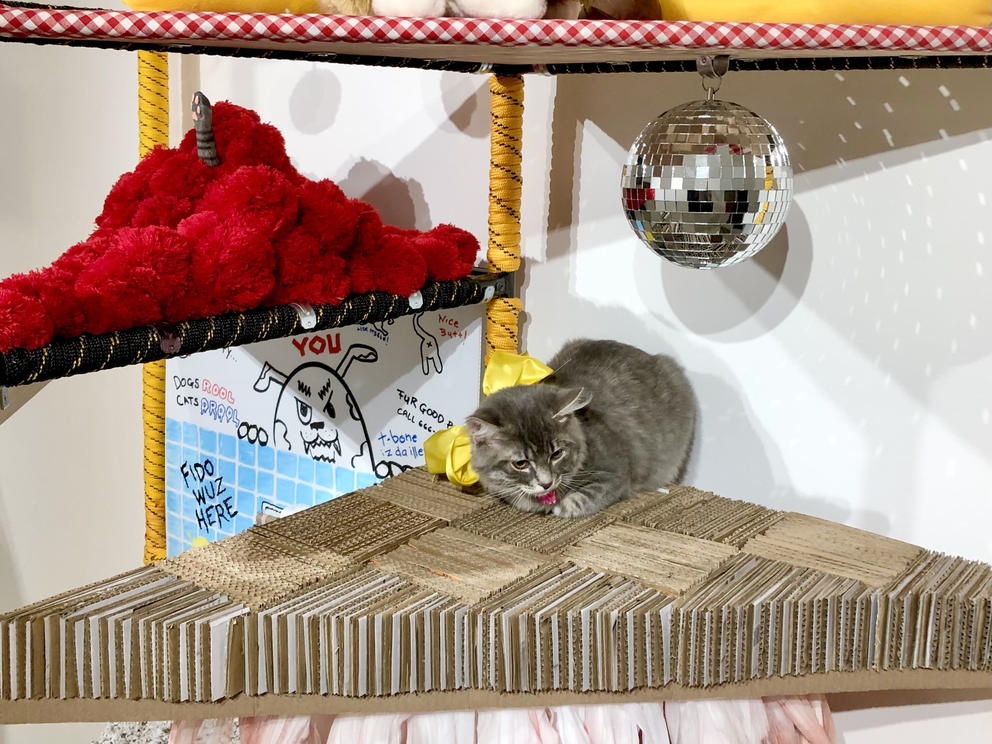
[1,669,989,723]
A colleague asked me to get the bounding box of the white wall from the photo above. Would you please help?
[0,24,989,744]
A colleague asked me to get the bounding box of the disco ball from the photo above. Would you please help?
[621,99,793,269]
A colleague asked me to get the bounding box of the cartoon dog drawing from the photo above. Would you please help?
[253,344,378,471]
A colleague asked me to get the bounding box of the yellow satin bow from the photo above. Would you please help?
[424,351,553,486]
[423,425,478,487]
[482,350,554,397]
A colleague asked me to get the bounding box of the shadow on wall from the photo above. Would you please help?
[338,158,433,231]
[653,208,814,340]
[288,67,342,135]
[435,70,492,138]
[286,67,440,231]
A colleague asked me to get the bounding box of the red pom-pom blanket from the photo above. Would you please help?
[0,101,479,353]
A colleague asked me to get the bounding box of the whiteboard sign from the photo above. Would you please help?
[163,308,482,555]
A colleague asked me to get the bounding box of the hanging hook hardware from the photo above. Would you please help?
[697,55,730,100]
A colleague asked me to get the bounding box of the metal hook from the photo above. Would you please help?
[697,55,730,100]
[290,302,317,330]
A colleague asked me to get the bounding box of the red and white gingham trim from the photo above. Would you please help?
[1,4,991,53]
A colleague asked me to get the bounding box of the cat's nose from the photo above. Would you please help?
[310,422,324,430]
[538,479,553,490]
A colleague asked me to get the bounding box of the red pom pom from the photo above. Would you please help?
[428,224,480,269]
[173,212,276,319]
[379,225,418,241]
[204,101,262,164]
[344,200,384,289]
[413,224,480,281]
[95,146,172,230]
[220,121,300,181]
[75,227,192,335]
[174,211,215,243]
[205,218,277,315]
[350,232,428,298]
[198,165,299,240]
[412,234,461,282]
[149,149,214,202]
[131,194,196,229]
[267,228,350,307]
[0,276,56,352]
[42,237,113,338]
[170,213,220,320]
[297,180,360,252]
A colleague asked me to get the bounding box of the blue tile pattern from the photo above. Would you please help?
[164,418,373,556]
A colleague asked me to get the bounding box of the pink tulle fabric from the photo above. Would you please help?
[168,696,836,744]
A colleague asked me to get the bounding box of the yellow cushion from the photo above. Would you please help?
[656,0,991,25]
[125,0,989,24]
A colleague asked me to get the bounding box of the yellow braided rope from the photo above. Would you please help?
[485,297,523,364]
[486,74,524,361]
[138,51,169,564]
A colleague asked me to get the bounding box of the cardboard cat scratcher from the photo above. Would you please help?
[0,467,989,721]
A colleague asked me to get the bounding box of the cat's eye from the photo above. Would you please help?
[550,449,565,462]
[511,459,530,470]
[296,398,312,425]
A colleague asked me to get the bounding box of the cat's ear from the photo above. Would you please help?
[554,387,592,420]
[465,416,498,443]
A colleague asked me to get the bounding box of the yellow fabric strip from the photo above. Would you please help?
[424,425,479,487]
[657,0,990,25]
[138,51,169,564]
[485,297,523,365]
[481,350,552,397]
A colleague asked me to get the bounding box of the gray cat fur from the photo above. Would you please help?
[466,338,696,518]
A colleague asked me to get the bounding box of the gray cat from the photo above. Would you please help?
[466,338,696,518]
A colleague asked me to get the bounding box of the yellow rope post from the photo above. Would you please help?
[138,51,169,564]
[485,73,524,363]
